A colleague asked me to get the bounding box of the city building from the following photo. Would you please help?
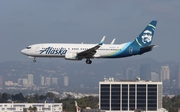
[125,68,136,80]
[52,77,58,85]
[99,78,167,112]
[151,72,159,82]
[178,67,180,87]
[41,76,45,86]
[5,81,18,86]
[160,66,170,86]
[45,77,51,86]
[18,78,28,86]
[139,64,151,80]
[0,102,62,112]
[28,74,34,86]
[64,76,69,87]
[168,65,179,86]
[22,78,28,86]
[0,75,3,86]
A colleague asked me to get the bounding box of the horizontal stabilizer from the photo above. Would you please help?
[139,45,156,54]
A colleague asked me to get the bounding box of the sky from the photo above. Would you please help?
[0,0,180,63]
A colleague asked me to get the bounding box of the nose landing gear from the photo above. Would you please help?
[33,58,36,63]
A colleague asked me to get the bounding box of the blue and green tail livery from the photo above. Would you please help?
[105,20,158,58]
[135,20,157,47]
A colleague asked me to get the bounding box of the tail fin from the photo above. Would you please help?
[135,20,157,47]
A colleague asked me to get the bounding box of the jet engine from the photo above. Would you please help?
[65,52,81,60]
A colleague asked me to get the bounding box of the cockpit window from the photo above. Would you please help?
[26,47,31,49]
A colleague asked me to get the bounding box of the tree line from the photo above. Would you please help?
[1,92,180,112]
[0,92,98,112]
[163,95,180,112]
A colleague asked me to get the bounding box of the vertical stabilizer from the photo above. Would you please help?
[135,20,157,47]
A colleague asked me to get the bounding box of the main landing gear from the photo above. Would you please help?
[86,58,92,64]
[33,57,36,63]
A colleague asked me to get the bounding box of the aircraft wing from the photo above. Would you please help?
[77,36,105,58]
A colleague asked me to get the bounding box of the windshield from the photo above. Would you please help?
[26,46,31,49]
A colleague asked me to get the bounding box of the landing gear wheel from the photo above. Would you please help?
[86,59,92,64]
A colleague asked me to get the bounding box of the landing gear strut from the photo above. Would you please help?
[86,58,92,64]
[33,58,36,63]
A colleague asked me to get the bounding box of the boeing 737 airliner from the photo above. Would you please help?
[21,20,157,64]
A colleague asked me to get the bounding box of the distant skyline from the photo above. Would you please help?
[0,58,180,95]
[1,1,180,63]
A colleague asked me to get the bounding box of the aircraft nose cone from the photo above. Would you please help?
[21,49,26,54]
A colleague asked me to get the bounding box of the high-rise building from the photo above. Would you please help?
[168,64,179,87]
[139,64,151,80]
[41,76,45,86]
[18,78,23,85]
[178,67,180,87]
[52,78,58,85]
[22,78,28,86]
[160,66,170,81]
[125,68,136,80]
[64,76,68,87]
[28,74,34,86]
[45,77,51,86]
[0,75,3,86]
[160,66,170,86]
[172,80,176,87]
[151,72,159,82]
[18,78,28,86]
[99,78,165,112]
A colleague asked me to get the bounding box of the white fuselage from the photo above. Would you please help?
[21,20,157,64]
[21,42,129,58]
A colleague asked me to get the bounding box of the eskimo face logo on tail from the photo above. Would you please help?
[40,47,67,55]
[141,30,152,44]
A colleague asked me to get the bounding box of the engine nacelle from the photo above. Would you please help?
[65,52,81,60]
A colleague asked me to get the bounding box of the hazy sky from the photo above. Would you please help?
[0,0,180,63]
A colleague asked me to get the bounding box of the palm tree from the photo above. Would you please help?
[33,106,37,112]
[28,106,33,112]
[23,108,28,112]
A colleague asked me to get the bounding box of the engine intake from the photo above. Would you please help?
[65,52,81,60]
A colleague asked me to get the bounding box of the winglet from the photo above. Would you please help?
[110,38,116,44]
[99,36,106,45]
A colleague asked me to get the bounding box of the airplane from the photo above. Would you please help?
[21,20,157,64]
